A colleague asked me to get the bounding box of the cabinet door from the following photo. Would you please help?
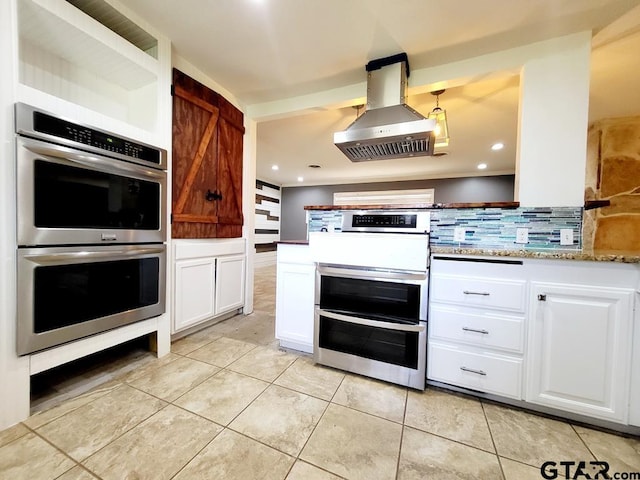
[174,258,216,332]
[172,69,220,238]
[215,99,244,238]
[214,254,246,315]
[275,262,315,353]
[171,69,244,239]
[527,282,634,422]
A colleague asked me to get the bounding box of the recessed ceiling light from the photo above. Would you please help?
[477,163,487,170]
[297,176,304,182]
[491,142,504,151]
[271,165,279,170]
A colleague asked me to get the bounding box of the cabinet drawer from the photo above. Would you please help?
[430,273,526,312]
[429,305,524,353]
[427,342,522,399]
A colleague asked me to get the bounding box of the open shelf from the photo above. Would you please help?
[17,0,162,135]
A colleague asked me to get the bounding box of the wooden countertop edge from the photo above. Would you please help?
[304,202,520,211]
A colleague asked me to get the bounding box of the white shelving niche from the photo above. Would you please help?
[17,0,162,138]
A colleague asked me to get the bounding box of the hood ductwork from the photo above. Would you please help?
[334,53,436,162]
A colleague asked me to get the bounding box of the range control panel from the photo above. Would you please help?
[341,211,430,233]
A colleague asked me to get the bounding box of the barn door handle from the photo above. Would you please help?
[205,189,223,201]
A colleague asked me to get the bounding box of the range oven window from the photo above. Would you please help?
[34,160,160,230]
[33,257,160,333]
[319,275,420,322]
[318,314,419,369]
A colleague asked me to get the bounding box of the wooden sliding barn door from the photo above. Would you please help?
[171,69,244,238]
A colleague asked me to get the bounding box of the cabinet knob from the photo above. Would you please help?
[538,294,547,301]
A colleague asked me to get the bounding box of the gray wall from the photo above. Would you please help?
[280,175,515,240]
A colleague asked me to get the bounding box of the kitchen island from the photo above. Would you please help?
[274,203,640,435]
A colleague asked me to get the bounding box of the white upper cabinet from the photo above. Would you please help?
[16,0,169,145]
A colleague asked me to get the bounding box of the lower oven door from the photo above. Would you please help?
[314,308,427,390]
[17,244,166,355]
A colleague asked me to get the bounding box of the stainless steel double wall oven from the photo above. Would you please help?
[311,211,430,390]
[15,103,167,355]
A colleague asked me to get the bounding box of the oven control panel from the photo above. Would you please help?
[341,211,430,233]
[15,103,166,170]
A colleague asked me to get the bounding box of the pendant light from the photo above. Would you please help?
[428,89,450,148]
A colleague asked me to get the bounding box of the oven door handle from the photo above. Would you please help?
[21,246,166,265]
[316,308,425,332]
[21,139,165,181]
[316,264,427,281]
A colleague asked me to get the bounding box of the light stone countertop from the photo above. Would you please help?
[430,246,640,264]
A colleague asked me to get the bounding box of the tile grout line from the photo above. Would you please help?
[570,423,599,462]
[286,372,348,478]
[394,387,410,480]
[480,400,508,480]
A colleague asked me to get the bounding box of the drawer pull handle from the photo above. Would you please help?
[462,327,489,334]
[463,290,490,296]
[460,366,487,376]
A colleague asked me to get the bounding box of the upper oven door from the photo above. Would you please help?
[16,136,167,246]
[316,264,428,322]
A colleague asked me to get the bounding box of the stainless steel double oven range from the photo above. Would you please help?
[310,210,430,390]
[15,103,167,356]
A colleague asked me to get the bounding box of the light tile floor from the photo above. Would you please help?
[2,265,640,479]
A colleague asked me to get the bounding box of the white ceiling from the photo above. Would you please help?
[123,0,640,187]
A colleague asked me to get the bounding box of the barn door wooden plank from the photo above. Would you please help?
[216,116,244,237]
[172,69,221,238]
[173,107,219,216]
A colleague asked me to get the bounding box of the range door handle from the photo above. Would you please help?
[316,308,425,333]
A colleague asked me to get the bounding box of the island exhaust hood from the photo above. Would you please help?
[334,53,436,162]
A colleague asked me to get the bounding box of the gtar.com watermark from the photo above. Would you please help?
[540,460,640,479]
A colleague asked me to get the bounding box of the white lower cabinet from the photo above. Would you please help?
[428,255,640,430]
[174,257,216,331]
[630,304,640,427]
[275,244,315,353]
[173,239,246,333]
[526,282,634,423]
[428,256,527,399]
[214,254,246,315]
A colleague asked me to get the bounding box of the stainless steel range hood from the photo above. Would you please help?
[334,53,436,162]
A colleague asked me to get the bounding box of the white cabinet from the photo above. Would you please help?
[527,282,634,423]
[174,257,216,331]
[428,256,527,399]
[215,254,246,315]
[275,244,315,353]
[173,239,245,333]
[630,300,640,427]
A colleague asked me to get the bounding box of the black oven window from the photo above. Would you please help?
[34,160,160,230]
[320,276,420,322]
[318,315,419,369]
[33,257,160,333]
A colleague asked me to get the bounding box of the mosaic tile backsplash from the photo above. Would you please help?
[308,207,583,251]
